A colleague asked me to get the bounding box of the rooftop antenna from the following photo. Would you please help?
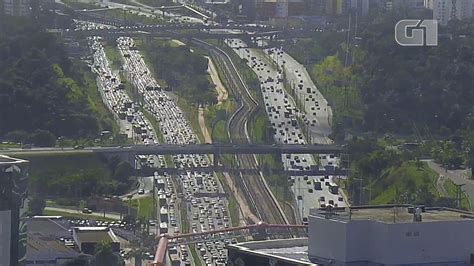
[451,0,457,21]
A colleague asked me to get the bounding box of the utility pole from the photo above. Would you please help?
[344,12,351,68]
[153,175,156,219]
[455,183,465,209]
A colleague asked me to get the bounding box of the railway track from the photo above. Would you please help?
[192,39,288,225]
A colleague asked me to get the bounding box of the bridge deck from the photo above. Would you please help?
[99,143,344,155]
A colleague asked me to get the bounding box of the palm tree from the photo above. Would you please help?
[62,254,91,266]
[91,240,124,266]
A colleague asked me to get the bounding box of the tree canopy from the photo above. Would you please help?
[0,17,109,145]
[353,13,474,135]
[142,40,217,105]
[91,241,124,266]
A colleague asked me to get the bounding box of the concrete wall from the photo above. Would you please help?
[309,214,474,265]
[308,215,348,262]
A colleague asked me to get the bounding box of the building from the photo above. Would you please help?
[228,205,474,265]
[72,227,120,255]
[349,0,369,15]
[2,0,30,16]
[227,238,312,265]
[0,155,29,266]
[27,216,88,265]
[322,0,369,16]
[309,206,474,265]
[258,0,304,19]
[325,0,345,15]
[28,216,73,241]
[392,0,425,10]
[425,0,473,25]
[26,233,81,266]
[302,0,326,15]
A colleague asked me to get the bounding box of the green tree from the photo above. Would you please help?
[415,158,423,170]
[91,241,124,266]
[62,255,91,266]
[26,129,56,147]
[28,196,46,216]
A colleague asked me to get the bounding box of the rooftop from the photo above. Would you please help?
[0,155,28,165]
[227,238,315,265]
[27,232,79,260]
[73,227,119,243]
[310,205,474,224]
[28,217,71,239]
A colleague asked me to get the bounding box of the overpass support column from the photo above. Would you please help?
[213,152,219,167]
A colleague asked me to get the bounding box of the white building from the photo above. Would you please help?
[309,206,474,265]
[350,0,369,16]
[275,0,289,18]
[425,0,473,25]
[2,0,30,16]
[392,0,425,10]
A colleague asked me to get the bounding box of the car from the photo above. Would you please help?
[138,189,145,194]
[82,208,92,214]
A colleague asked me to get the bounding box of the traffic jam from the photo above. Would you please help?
[117,37,231,265]
[226,38,346,224]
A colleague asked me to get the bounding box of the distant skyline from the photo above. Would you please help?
[2,0,30,16]
[425,0,473,25]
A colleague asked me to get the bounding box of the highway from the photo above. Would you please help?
[266,47,332,144]
[116,37,231,265]
[192,39,288,225]
[226,39,347,222]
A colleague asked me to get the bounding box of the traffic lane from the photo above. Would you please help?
[267,48,332,143]
[266,48,330,131]
[227,39,346,216]
[293,175,346,218]
[117,38,230,264]
[119,37,229,254]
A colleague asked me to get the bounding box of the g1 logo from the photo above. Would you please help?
[395,19,438,46]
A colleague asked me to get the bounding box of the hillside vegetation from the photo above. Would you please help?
[0,17,115,146]
[346,138,470,209]
[285,11,474,137]
[26,154,134,199]
[141,39,217,105]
